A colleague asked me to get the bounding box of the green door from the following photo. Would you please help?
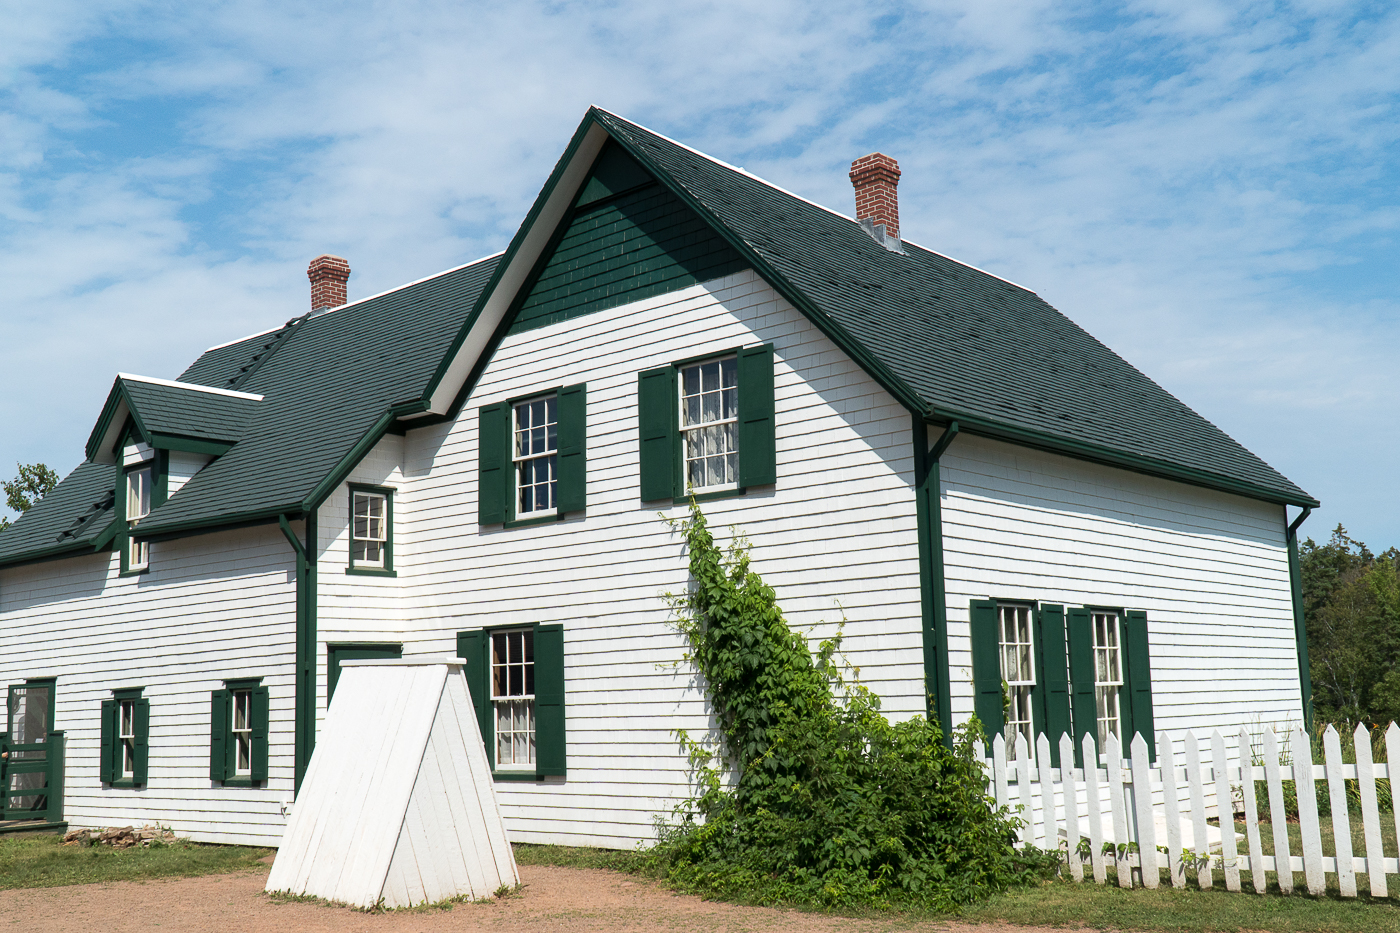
[2,683,54,820]
[326,643,402,703]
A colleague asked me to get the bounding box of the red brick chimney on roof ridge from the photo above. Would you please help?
[308,255,351,312]
[849,153,901,240]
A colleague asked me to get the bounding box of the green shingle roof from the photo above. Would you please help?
[590,110,1316,507]
[0,462,116,565]
[121,379,260,443]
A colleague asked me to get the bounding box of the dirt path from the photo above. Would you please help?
[0,864,1098,933]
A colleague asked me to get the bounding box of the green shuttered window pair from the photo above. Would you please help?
[209,683,269,783]
[638,344,776,501]
[457,624,566,778]
[99,692,149,785]
[478,384,586,525]
[970,600,1154,765]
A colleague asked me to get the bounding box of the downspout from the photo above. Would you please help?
[279,513,317,793]
[913,416,959,742]
[1286,506,1314,731]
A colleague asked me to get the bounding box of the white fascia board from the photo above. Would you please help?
[117,373,264,401]
[417,123,612,417]
[93,397,131,465]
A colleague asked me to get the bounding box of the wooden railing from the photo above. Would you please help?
[984,724,1399,896]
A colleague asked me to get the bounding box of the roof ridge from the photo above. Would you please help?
[118,373,264,401]
[592,108,1037,295]
[225,313,310,392]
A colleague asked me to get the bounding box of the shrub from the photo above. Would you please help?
[647,502,1056,910]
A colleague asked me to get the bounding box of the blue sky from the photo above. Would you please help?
[3,1,1398,547]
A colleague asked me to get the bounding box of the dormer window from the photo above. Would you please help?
[122,442,155,573]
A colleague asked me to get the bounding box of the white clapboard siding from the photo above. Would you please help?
[166,451,213,498]
[0,524,298,844]
[267,659,516,908]
[941,431,1301,735]
[988,724,1400,897]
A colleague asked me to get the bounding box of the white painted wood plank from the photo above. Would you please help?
[1263,728,1293,894]
[1106,734,1131,888]
[1212,731,1241,892]
[1237,727,1265,894]
[993,735,1010,820]
[1158,732,1185,889]
[1185,733,1212,890]
[1083,733,1107,885]
[442,668,518,887]
[1353,723,1386,898]
[1130,733,1158,888]
[1323,725,1356,897]
[1294,726,1326,896]
[1060,733,1083,882]
[1037,733,1056,851]
[1015,734,1034,848]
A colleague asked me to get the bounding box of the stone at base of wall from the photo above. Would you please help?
[62,825,178,848]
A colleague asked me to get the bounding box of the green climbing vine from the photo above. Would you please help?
[648,502,1057,910]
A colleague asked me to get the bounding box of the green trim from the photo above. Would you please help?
[672,487,746,505]
[914,418,956,739]
[302,410,401,513]
[147,434,234,455]
[492,771,550,782]
[134,511,286,544]
[924,410,1319,509]
[0,820,67,836]
[1287,506,1314,730]
[346,483,394,574]
[502,513,566,530]
[279,514,317,794]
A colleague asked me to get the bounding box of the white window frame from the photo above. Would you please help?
[1092,610,1124,747]
[997,602,1036,760]
[491,628,536,770]
[118,699,137,779]
[231,688,253,776]
[125,466,152,571]
[512,395,558,517]
[350,489,389,569]
[678,355,739,492]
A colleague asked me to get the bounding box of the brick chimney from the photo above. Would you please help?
[849,153,902,247]
[307,255,350,312]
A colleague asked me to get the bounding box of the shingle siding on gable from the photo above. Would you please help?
[510,180,746,335]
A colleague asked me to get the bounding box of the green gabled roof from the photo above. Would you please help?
[134,255,501,537]
[0,462,116,566]
[584,110,1316,508]
[85,376,262,461]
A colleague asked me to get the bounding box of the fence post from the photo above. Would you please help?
[1106,734,1132,887]
[1322,725,1356,897]
[1130,733,1158,888]
[1159,731,1186,888]
[1237,726,1265,894]
[1061,733,1083,882]
[1211,731,1241,891]
[1083,732,1106,884]
[1185,733,1212,889]
[993,734,1009,816]
[1263,728,1293,894]
[1015,734,1034,847]
[1353,723,1385,897]
[1293,725,1326,896]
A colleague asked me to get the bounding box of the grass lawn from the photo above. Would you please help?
[0,832,272,890]
[515,841,1400,933]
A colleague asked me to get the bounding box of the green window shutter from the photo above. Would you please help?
[737,344,777,487]
[457,630,492,761]
[1066,607,1096,764]
[1124,610,1156,760]
[100,699,117,784]
[209,689,230,782]
[638,367,677,501]
[477,403,510,525]
[1038,604,1070,766]
[969,599,1004,743]
[133,698,150,785]
[534,623,567,777]
[556,383,587,514]
[251,686,270,782]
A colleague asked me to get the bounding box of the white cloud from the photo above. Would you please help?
[1,0,1397,544]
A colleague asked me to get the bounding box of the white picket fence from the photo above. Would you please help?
[984,723,1400,896]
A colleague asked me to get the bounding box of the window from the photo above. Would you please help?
[209,680,269,784]
[1092,610,1124,746]
[126,465,152,571]
[100,689,148,786]
[998,603,1036,757]
[679,357,738,490]
[347,485,394,574]
[513,396,558,515]
[457,623,567,778]
[477,385,586,525]
[492,629,536,768]
[971,599,1157,765]
[637,344,775,501]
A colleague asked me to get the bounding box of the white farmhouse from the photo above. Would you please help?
[0,108,1318,846]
